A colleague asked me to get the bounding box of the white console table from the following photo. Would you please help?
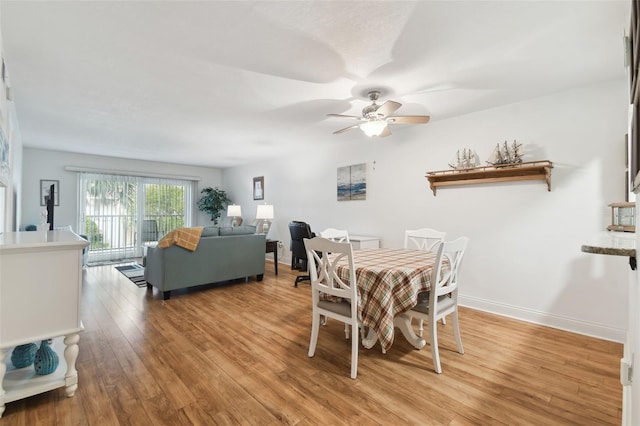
[350,235,380,250]
[0,230,88,417]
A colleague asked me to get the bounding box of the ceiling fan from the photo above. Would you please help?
[327,90,430,137]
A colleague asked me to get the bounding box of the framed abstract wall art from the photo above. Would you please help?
[337,163,366,201]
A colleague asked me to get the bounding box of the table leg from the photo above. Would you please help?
[63,333,80,397]
[394,315,426,350]
[361,327,378,349]
[273,251,278,275]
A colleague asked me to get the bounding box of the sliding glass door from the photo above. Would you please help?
[78,173,193,264]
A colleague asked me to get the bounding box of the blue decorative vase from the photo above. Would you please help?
[11,343,37,368]
[34,340,59,375]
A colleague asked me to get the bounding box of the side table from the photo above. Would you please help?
[266,239,278,275]
[349,235,380,250]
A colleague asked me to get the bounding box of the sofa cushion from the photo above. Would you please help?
[201,226,220,237]
[219,225,257,236]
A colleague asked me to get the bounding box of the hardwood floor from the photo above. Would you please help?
[0,262,622,425]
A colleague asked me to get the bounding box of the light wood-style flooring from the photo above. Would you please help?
[0,261,622,425]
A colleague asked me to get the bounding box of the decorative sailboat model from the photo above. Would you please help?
[487,140,523,166]
[449,148,480,170]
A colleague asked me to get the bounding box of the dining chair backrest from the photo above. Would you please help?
[405,236,469,374]
[319,228,350,243]
[304,237,357,303]
[303,236,360,379]
[431,236,468,299]
[404,228,446,252]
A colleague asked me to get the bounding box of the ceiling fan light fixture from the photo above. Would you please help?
[360,119,387,137]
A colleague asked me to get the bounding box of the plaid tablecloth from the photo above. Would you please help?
[333,248,440,351]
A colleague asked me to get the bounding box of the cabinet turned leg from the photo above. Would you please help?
[63,333,80,397]
[0,348,6,417]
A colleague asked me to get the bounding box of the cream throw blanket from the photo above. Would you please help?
[158,227,204,251]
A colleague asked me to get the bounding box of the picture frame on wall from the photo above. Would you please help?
[40,179,59,206]
[337,163,367,201]
[626,133,631,201]
[253,176,264,200]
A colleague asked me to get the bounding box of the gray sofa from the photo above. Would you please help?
[144,225,266,300]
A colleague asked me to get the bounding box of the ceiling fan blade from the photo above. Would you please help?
[327,113,362,120]
[376,100,401,118]
[388,115,430,124]
[379,126,392,138]
[333,124,360,134]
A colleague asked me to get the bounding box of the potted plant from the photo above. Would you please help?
[196,187,231,224]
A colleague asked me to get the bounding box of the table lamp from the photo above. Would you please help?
[256,204,274,234]
[227,204,242,227]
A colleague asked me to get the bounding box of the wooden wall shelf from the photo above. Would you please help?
[425,160,553,196]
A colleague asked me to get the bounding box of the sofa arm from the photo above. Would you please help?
[144,245,164,286]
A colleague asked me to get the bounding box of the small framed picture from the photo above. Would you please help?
[253,176,264,200]
[40,179,59,206]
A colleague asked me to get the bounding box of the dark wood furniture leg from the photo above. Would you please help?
[266,239,278,275]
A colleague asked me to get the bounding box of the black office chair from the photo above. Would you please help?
[289,221,315,287]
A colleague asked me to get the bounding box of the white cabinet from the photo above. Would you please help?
[0,230,88,417]
[581,231,637,424]
[350,235,380,250]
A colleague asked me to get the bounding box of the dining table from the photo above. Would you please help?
[332,247,445,352]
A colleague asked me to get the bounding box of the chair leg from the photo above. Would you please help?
[309,312,320,358]
[451,310,464,354]
[295,275,310,287]
[344,323,350,339]
[418,319,424,337]
[429,318,442,374]
[350,322,358,379]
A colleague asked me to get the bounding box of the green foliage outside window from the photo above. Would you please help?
[84,218,107,249]
[145,184,186,234]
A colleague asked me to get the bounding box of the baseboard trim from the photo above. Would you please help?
[459,295,625,343]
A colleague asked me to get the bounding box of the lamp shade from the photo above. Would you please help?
[227,205,242,217]
[360,119,387,137]
[256,204,274,220]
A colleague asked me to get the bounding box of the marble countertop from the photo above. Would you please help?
[581,231,636,257]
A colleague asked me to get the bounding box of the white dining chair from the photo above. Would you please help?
[404,228,446,251]
[400,236,469,374]
[319,228,350,243]
[404,228,447,329]
[304,236,360,379]
[318,228,363,338]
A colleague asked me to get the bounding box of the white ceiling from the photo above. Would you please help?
[0,1,630,168]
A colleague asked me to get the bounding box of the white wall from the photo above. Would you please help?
[222,79,629,342]
[21,149,224,229]
[0,1,23,233]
